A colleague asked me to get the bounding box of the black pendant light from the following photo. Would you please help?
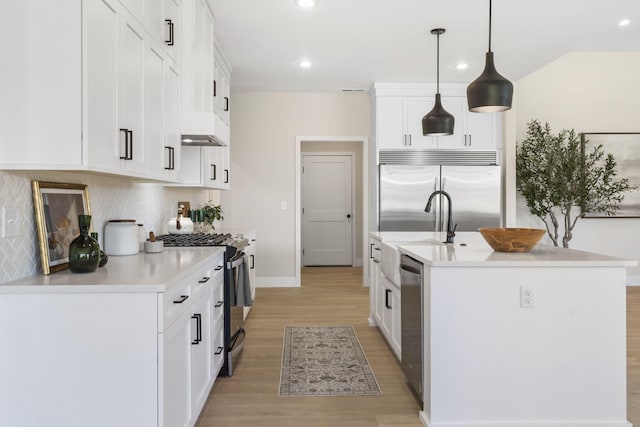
[467,0,513,112]
[423,28,454,136]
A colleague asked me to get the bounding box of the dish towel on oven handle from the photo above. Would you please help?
[232,254,253,307]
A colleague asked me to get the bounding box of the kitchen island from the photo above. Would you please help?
[394,235,635,427]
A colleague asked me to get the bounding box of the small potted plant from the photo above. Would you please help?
[201,201,223,232]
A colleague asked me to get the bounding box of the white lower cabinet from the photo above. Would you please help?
[0,250,225,427]
[369,236,401,359]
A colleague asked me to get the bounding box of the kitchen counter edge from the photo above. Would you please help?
[0,246,226,294]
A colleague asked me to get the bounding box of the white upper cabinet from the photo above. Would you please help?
[371,83,501,151]
[181,0,216,135]
[0,0,182,181]
[163,0,181,63]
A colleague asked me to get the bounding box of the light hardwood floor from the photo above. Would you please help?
[197,267,640,427]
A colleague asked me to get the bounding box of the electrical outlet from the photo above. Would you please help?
[2,207,21,238]
[520,286,535,308]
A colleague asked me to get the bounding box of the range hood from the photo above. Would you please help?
[181,134,226,146]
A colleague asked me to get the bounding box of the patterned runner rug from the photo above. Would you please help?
[278,325,382,397]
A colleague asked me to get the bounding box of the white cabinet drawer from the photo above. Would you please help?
[162,265,212,330]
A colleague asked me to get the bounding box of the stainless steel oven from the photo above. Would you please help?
[220,246,247,376]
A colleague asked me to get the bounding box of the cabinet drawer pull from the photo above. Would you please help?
[370,243,374,259]
[250,254,255,269]
[213,80,217,97]
[173,295,189,304]
[224,96,229,112]
[385,289,392,309]
[210,164,217,180]
[191,313,202,345]
[199,276,210,283]
[215,265,223,271]
[214,301,223,308]
[164,19,174,46]
[214,346,223,355]
[224,169,229,184]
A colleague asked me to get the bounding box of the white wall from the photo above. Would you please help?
[506,52,640,261]
[0,170,212,283]
[220,92,370,283]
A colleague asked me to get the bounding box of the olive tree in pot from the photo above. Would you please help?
[515,120,635,248]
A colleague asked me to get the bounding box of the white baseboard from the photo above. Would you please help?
[368,317,377,327]
[353,258,363,267]
[256,276,299,288]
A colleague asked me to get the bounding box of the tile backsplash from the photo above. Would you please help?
[0,170,213,283]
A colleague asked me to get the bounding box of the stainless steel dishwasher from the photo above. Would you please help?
[400,254,423,403]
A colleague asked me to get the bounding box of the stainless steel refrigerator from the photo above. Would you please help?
[378,150,501,232]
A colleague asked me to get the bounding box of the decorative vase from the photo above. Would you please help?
[69,215,101,273]
[91,232,109,267]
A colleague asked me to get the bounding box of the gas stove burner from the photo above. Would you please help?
[155,233,232,247]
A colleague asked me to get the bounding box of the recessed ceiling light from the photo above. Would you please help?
[456,63,469,70]
[296,0,315,8]
[619,19,631,26]
[299,59,312,68]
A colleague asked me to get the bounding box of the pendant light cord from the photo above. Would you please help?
[436,31,440,94]
[488,0,492,52]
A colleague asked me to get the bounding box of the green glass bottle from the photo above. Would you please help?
[69,215,101,273]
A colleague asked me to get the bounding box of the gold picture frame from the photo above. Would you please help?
[32,181,92,275]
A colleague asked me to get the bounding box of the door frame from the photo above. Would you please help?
[295,136,369,286]
[301,152,355,267]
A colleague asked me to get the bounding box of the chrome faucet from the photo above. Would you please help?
[424,190,457,244]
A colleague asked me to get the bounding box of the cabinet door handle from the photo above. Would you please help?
[468,134,471,146]
[464,134,467,146]
[224,169,229,184]
[210,164,217,181]
[250,254,255,269]
[214,301,223,308]
[164,146,174,170]
[199,276,210,283]
[215,265,223,271]
[224,96,229,112]
[370,243,374,259]
[385,289,392,309]
[214,346,223,355]
[191,313,202,345]
[213,80,217,97]
[119,128,133,160]
[170,147,175,170]
[173,294,189,304]
[164,19,174,46]
[408,134,412,146]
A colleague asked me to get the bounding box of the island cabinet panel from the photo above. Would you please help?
[423,266,629,427]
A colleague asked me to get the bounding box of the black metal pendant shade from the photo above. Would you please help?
[467,52,513,112]
[423,28,454,136]
[466,0,513,113]
[423,94,455,136]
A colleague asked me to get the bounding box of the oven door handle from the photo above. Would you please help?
[227,254,245,270]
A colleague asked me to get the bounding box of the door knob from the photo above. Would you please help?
[347,214,351,218]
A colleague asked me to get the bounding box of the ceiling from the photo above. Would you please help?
[208,0,640,92]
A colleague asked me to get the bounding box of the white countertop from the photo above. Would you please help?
[370,231,636,268]
[398,240,635,268]
[0,247,225,294]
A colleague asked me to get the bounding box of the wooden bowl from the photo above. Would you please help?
[478,228,546,253]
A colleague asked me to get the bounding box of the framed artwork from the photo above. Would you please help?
[32,181,92,274]
[581,132,640,218]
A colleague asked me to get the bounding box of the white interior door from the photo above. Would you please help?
[302,154,353,266]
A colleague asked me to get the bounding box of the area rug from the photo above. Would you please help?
[278,326,382,397]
